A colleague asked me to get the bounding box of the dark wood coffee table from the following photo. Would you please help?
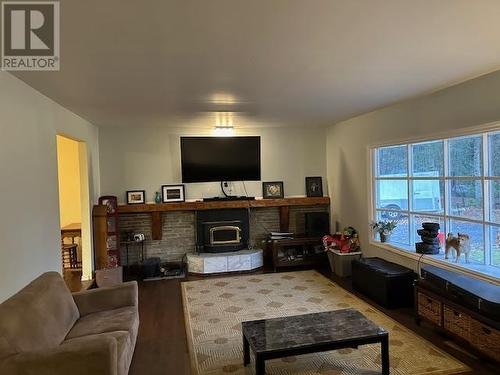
[242,308,389,375]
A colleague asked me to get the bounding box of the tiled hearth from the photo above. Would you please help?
[186,249,264,274]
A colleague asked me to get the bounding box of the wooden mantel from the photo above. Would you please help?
[117,196,329,213]
[96,197,330,240]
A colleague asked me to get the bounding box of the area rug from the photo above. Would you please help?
[181,270,469,375]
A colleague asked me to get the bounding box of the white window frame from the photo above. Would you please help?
[368,122,500,281]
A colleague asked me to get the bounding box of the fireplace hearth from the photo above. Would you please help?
[196,209,249,253]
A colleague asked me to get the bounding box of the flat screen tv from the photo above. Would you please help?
[181,136,261,183]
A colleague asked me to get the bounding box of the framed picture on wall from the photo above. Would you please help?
[98,195,117,213]
[305,177,323,197]
[126,190,146,204]
[262,181,284,199]
[162,184,185,203]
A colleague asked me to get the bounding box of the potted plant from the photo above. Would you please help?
[370,220,397,243]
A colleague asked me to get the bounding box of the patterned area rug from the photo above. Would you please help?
[182,270,469,375]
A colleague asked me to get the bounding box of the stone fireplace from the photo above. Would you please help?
[118,204,329,268]
[189,208,261,274]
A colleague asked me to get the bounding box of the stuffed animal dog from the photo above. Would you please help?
[445,233,471,263]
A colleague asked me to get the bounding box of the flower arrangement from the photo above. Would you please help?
[370,220,397,243]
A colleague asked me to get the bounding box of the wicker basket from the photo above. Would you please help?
[469,318,500,359]
[418,292,442,326]
[444,305,470,341]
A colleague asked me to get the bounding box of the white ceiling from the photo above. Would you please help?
[13,0,500,128]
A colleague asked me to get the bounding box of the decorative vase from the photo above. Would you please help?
[380,233,391,243]
[154,191,161,204]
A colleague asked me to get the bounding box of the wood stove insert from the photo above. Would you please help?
[196,209,249,253]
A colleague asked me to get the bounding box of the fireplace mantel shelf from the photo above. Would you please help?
[116,196,330,214]
[94,196,330,241]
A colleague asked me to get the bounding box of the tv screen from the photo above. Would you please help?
[181,136,261,183]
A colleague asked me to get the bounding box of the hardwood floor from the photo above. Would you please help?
[128,268,499,375]
[129,277,191,375]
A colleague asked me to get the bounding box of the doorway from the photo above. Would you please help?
[56,135,92,290]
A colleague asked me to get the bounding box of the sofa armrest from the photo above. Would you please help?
[72,281,138,316]
[0,335,117,375]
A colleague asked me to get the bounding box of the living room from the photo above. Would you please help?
[1,1,499,375]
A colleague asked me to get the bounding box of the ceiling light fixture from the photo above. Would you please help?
[214,112,234,136]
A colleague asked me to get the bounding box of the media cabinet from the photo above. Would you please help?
[267,237,326,272]
[415,267,500,362]
[93,197,330,269]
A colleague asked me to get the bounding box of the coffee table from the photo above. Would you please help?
[242,308,389,375]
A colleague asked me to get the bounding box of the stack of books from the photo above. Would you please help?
[269,232,294,240]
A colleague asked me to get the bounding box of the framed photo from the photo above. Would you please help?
[305,177,323,197]
[98,195,117,213]
[162,184,185,203]
[262,181,284,199]
[126,190,146,204]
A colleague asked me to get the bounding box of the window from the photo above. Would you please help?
[372,131,500,270]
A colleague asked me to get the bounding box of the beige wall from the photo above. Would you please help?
[56,136,82,227]
[0,72,100,302]
[99,120,327,203]
[326,70,500,271]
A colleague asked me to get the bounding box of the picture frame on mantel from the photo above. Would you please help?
[126,190,146,204]
[162,184,185,203]
[262,181,284,199]
[305,177,323,197]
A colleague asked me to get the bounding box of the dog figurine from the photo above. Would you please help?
[445,233,471,263]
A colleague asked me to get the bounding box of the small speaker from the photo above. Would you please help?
[305,212,330,237]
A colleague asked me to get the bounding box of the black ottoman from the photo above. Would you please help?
[352,257,416,309]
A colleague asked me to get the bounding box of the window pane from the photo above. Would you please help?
[377,145,407,177]
[412,141,444,177]
[449,136,482,177]
[490,181,500,224]
[488,132,500,177]
[490,225,500,267]
[449,180,483,220]
[412,179,444,214]
[376,179,408,211]
[413,215,446,252]
[376,211,409,245]
[448,219,484,264]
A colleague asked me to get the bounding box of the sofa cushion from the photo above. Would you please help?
[63,331,130,375]
[0,272,80,359]
[66,306,138,340]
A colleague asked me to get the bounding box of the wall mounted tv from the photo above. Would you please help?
[181,136,261,183]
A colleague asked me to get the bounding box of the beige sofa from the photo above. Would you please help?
[0,272,139,375]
